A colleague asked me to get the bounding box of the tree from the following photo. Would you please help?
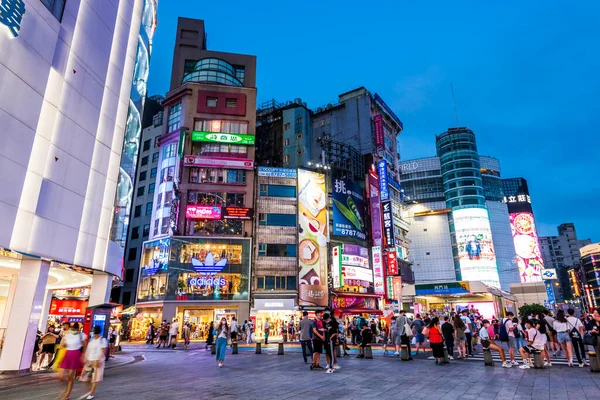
[518,304,548,320]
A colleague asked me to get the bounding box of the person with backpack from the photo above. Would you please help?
[480,319,512,368]
[566,308,587,367]
[553,310,575,367]
[543,310,560,355]
[499,311,519,366]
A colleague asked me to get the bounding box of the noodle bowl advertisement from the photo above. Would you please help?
[297,169,329,307]
[509,212,544,283]
[332,178,366,239]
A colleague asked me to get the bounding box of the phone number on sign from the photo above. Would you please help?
[338,229,366,240]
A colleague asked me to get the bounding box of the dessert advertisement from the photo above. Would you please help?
[297,169,329,306]
[509,212,544,283]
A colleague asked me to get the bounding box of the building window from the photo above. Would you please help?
[257,244,297,257]
[194,120,248,134]
[283,155,290,163]
[283,139,290,146]
[168,103,182,132]
[152,152,159,162]
[143,139,151,152]
[153,219,160,236]
[139,171,147,181]
[163,143,178,159]
[125,269,135,283]
[156,193,163,210]
[148,183,155,194]
[257,277,265,289]
[258,243,267,257]
[195,143,248,156]
[127,248,137,261]
[259,185,296,197]
[161,166,175,182]
[141,156,149,166]
[137,186,145,197]
[41,0,66,22]
[207,97,218,107]
[150,168,157,178]
[145,202,153,215]
[258,213,296,227]
[189,168,245,184]
[296,117,302,123]
[131,226,140,240]
[226,98,237,108]
[134,205,142,218]
[161,218,169,234]
[286,276,297,290]
[188,191,245,207]
[122,292,132,305]
[164,191,173,205]
[284,123,290,131]
[265,276,275,290]
[143,224,150,238]
[256,276,292,290]
[234,66,245,84]
[296,133,302,139]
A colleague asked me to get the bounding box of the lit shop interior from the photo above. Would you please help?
[135,237,251,337]
[406,281,517,319]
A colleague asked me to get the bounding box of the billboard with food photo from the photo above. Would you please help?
[509,212,544,283]
[453,207,500,288]
[332,178,366,239]
[297,169,329,306]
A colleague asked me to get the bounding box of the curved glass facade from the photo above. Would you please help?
[182,58,243,86]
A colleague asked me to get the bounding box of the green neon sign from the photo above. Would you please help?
[191,131,255,145]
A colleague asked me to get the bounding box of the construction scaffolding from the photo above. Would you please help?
[317,135,364,180]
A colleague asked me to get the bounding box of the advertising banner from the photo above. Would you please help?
[453,208,500,288]
[184,155,254,170]
[332,178,366,239]
[392,276,402,301]
[186,205,222,220]
[509,212,543,283]
[257,167,297,178]
[372,246,385,295]
[386,249,398,275]
[191,131,255,145]
[342,265,374,283]
[297,169,329,307]
[223,207,253,220]
[332,245,343,289]
[377,160,390,201]
[374,114,384,151]
[368,173,383,247]
[49,300,89,316]
[332,295,377,310]
[381,200,394,248]
[386,276,394,299]
[341,244,369,268]
[415,282,471,296]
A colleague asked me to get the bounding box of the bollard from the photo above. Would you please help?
[533,351,544,369]
[365,344,373,359]
[232,342,238,354]
[278,342,284,355]
[255,342,262,354]
[211,344,216,355]
[335,345,341,358]
[483,349,494,366]
[401,345,409,361]
[442,346,449,364]
[589,352,599,373]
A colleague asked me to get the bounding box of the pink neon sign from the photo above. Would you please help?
[186,205,222,220]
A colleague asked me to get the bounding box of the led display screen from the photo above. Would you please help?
[453,208,500,288]
[509,212,543,283]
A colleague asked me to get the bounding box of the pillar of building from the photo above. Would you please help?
[162,302,177,324]
[0,259,50,372]
[88,272,113,306]
[38,289,54,331]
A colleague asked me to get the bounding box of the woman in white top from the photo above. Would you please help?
[59,322,87,400]
[552,310,574,367]
[215,318,231,367]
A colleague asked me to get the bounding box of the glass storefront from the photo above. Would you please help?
[137,237,251,302]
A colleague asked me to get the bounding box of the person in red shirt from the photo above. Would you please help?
[428,317,445,365]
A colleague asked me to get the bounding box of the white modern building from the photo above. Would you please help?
[0,0,147,372]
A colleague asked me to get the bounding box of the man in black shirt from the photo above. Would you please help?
[323,313,340,373]
[441,316,455,360]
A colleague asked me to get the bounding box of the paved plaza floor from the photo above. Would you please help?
[1,343,599,400]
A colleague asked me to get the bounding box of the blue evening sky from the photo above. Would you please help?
[147,0,600,242]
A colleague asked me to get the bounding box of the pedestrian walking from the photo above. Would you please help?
[480,319,511,368]
[107,325,117,358]
[590,309,600,357]
[513,317,525,350]
[263,318,270,344]
[499,311,519,366]
[298,311,314,364]
[169,319,179,349]
[246,320,253,344]
[553,310,575,367]
[396,310,413,360]
[427,317,445,365]
[412,314,426,355]
[215,317,230,368]
[310,310,325,370]
[39,326,58,369]
[205,321,215,350]
[460,310,474,356]
[338,319,350,356]
[381,326,389,355]
[230,317,238,346]
[183,323,191,350]
[566,308,587,367]
[441,316,455,360]
[59,322,88,400]
[80,325,108,400]
[323,313,340,373]
[453,314,467,358]
[351,318,360,346]
[146,324,155,345]
[357,322,372,359]
[543,310,560,355]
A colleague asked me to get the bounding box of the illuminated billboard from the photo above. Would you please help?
[332,178,366,239]
[372,246,385,294]
[453,208,500,288]
[297,169,329,306]
[509,212,543,283]
[191,131,255,145]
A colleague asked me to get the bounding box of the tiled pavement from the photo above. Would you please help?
[0,343,598,399]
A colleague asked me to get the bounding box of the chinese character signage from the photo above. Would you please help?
[377,160,389,201]
[373,114,384,151]
[381,200,394,249]
[49,300,89,316]
[0,0,25,38]
[223,207,253,220]
[332,245,343,289]
[257,167,297,178]
[368,173,382,246]
[372,246,385,295]
[415,282,470,296]
[387,249,398,275]
[184,155,254,170]
[509,212,543,283]
[332,295,377,310]
[502,195,532,204]
[186,205,222,220]
[297,169,329,307]
[392,276,402,301]
[191,131,255,145]
[453,208,501,288]
[332,178,366,239]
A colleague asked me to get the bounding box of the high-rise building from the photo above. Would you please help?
[579,243,600,311]
[0,0,147,372]
[400,128,520,293]
[134,18,257,329]
[539,223,592,301]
